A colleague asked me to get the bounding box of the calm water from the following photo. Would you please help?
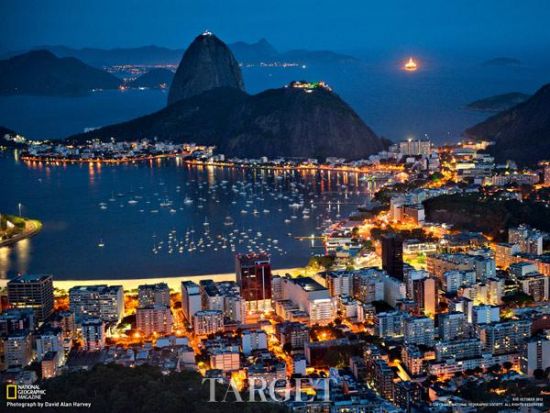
[1,54,549,280]
[0,152,379,280]
[0,57,548,141]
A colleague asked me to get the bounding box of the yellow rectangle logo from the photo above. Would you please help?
[6,384,17,400]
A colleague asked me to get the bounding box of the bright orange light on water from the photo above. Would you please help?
[404,57,418,71]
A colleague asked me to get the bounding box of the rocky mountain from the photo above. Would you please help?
[128,68,174,89]
[0,50,121,96]
[465,83,550,166]
[69,83,388,160]
[229,39,278,63]
[1,45,183,67]
[466,92,530,112]
[167,33,245,105]
[69,33,386,160]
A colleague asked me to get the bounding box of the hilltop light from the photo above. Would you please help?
[404,57,418,71]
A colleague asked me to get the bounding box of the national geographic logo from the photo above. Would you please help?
[5,384,46,400]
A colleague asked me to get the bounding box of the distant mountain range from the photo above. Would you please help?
[465,83,550,166]
[466,92,531,112]
[70,33,387,160]
[2,39,360,67]
[0,50,121,96]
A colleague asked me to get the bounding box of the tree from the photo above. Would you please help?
[533,369,545,380]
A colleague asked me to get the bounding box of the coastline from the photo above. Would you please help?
[0,219,42,248]
[0,266,308,292]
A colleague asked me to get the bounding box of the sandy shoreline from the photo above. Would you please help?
[0,267,307,292]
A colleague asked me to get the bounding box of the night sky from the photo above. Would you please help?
[1,0,549,55]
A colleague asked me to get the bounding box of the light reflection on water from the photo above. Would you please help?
[0,154,386,280]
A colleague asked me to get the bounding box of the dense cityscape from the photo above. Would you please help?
[1,135,549,412]
[2,2,550,412]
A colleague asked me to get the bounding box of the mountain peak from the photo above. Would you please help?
[465,82,550,166]
[167,33,245,105]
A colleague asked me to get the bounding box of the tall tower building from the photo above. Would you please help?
[381,234,404,280]
[235,253,272,312]
[181,281,202,326]
[7,274,54,322]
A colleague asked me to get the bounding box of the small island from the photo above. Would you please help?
[466,92,530,112]
[0,213,42,247]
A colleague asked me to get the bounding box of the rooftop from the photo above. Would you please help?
[8,274,52,284]
[292,276,326,292]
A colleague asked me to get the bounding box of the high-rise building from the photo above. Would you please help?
[192,310,224,336]
[235,253,272,311]
[7,274,54,322]
[409,273,438,316]
[275,321,310,351]
[472,305,500,325]
[373,359,394,401]
[278,276,334,325]
[50,310,76,338]
[438,312,466,341]
[404,316,435,346]
[478,319,531,355]
[518,273,549,302]
[199,280,245,322]
[136,305,173,336]
[375,311,405,339]
[69,285,124,323]
[137,283,171,307]
[181,281,202,326]
[509,225,543,256]
[427,254,474,281]
[435,338,482,361]
[443,270,476,293]
[35,327,64,362]
[81,318,105,351]
[3,330,33,368]
[353,269,385,303]
[381,234,404,280]
[521,335,550,376]
[241,330,268,355]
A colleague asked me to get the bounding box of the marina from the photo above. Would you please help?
[0,153,391,280]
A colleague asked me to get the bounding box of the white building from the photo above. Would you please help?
[521,336,550,376]
[193,310,224,336]
[241,330,267,355]
[69,285,124,323]
[472,305,500,325]
[279,277,334,325]
[181,281,202,326]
